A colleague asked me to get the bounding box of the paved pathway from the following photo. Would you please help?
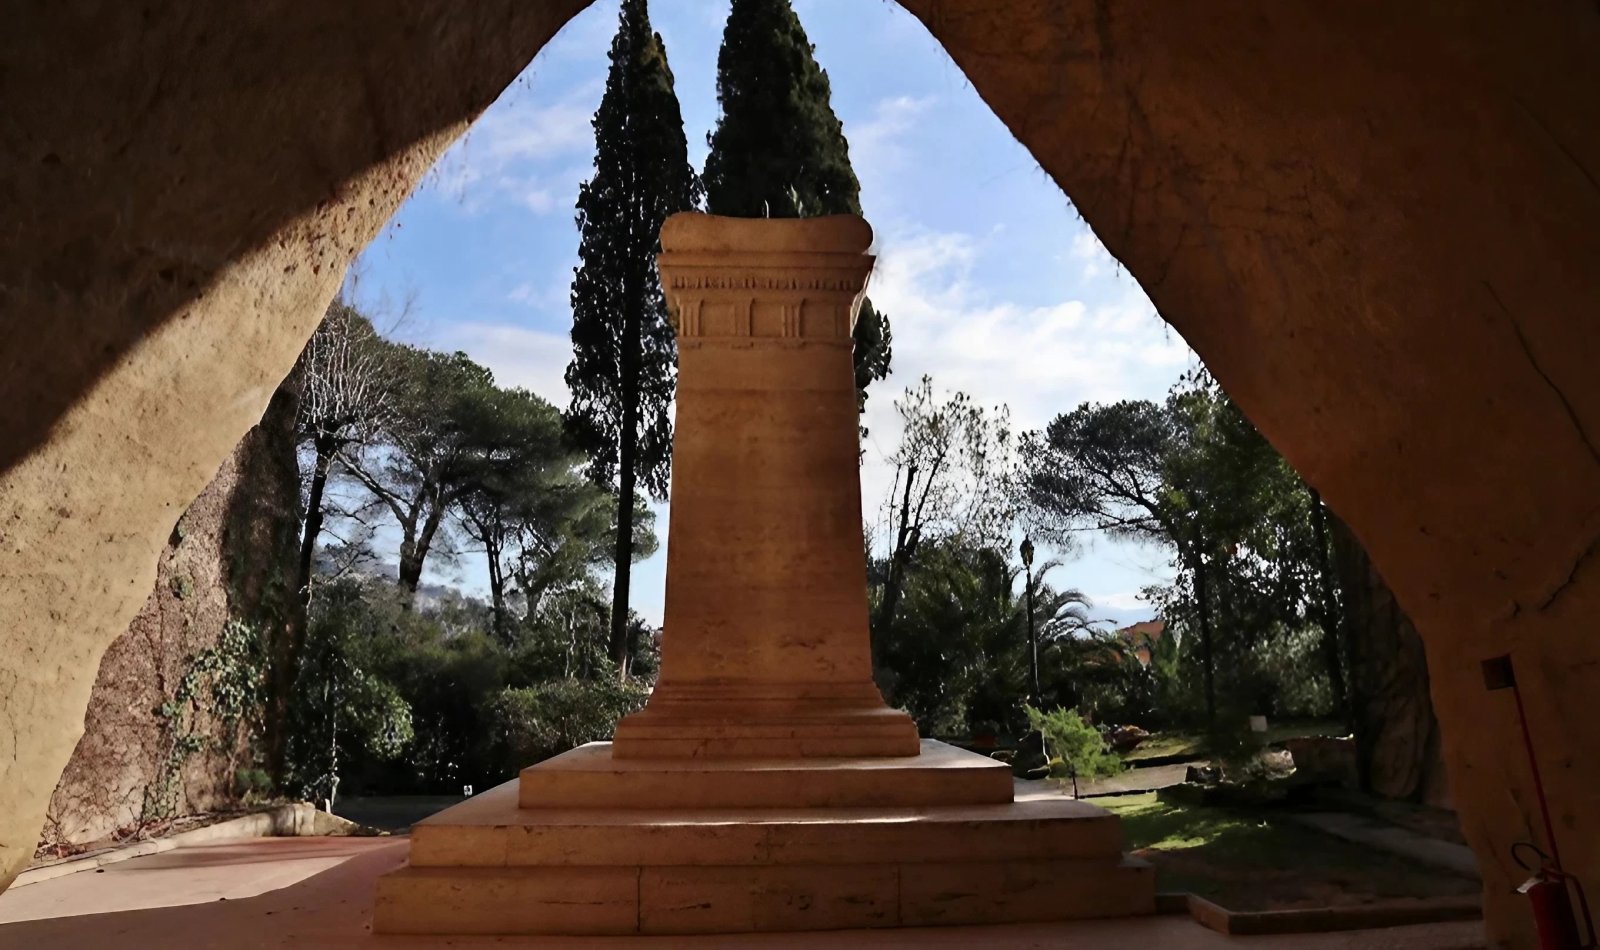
[1286,812,1480,878]
[0,837,1485,948]
[333,795,460,831]
[1015,761,1190,800]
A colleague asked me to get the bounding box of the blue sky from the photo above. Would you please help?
[351,0,1197,628]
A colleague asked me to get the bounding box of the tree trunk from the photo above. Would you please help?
[485,530,507,644]
[871,466,919,670]
[296,438,336,604]
[399,494,448,606]
[1191,546,1218,735]
[1331,516,1448,804]
[396,532,423,600]
[265,413,322,785]
[610,268,641,677]
[1307,487,1351,726]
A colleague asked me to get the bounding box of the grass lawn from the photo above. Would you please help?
[1122,718,1347,764]
[1100,792,1479,911]
[1122,732,1206,762]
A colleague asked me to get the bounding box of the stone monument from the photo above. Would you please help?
[373,213,1154,936]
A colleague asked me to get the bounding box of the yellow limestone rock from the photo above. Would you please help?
[372,214,1153,936]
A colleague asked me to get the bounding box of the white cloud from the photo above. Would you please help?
[506,282,541,306]
[865,225,1191,430]
[1091,591,1153,612]
[1070,230,1116,280]
[855,223,1195,551]
[444,322,573,409]
[539,2,626,63]
[423,81,599,216]
[847,95,936,188]
[505,279,568,312]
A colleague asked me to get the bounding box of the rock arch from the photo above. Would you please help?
[3,3,1597,944]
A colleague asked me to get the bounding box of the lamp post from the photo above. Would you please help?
[1020,537,1039,704]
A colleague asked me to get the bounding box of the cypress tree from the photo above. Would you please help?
[704,0,893,423]
[565,0,700,675]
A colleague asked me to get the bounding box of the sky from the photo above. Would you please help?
[350,0,1198,629]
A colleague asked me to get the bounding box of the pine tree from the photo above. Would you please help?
[565,0,700,675]
[704,0,893,423]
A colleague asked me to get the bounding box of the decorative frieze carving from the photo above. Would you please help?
[669,280,860,343]
[668,274,863,292]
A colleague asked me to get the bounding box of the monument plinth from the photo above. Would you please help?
[612,212,918,759]
[373,214,1154,936]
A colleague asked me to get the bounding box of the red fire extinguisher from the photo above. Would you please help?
[1515,843,1593,950]
[1484,655,1595,949]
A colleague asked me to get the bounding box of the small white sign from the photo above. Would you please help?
[462,785,474,797]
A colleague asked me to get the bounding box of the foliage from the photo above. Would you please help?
[294,300,395,594]
[285,581,416,804]
[873,537,1094,738]
[872,376,1017,657]
[704,0,859,218]
[281,575,657,799]
[485,679,650,771]
[1024,705,1123,779]
[1018,371,1345,733]
[1044,626,1179,730]
[566,0,701,669]
[703,0,891,423]
[234,767,275,804]
[852,299,893,437]
[296,300,394,458]
[145,620,267,822]
[454,383,614,641]
[340,347,494,596]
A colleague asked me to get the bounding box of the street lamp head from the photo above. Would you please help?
[1020,536,1035,569]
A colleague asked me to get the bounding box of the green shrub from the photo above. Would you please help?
[486,679,650,771]
[234,767,275,803]
[1025,705,1123,779]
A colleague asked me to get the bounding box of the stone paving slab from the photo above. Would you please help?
[0,836,1486,948]
[15,802,359,888]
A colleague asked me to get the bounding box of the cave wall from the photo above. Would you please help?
[1333,517,1451,808]
[2,2,1598,946]
[889,5,1600,945]
[41,381,300,852]
[0,0,589,890]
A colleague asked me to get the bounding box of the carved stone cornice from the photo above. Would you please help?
[656,214,875,346]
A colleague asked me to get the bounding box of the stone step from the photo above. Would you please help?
[410,780,1126,868]
[374,855,1154,935]
[517,739,1015,809]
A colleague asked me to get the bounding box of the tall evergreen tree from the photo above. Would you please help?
[565,0,700,675]
[704,0,893,424]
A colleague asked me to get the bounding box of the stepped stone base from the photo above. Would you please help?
[610,682,923,759]
[373,740,1155,936]
[516,739,1012,809]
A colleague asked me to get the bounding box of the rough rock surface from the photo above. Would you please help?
[1333,516,1450,807]
[891,5,1600,945]
[40,382,300,854]
[0,0,588,893]
[2,3,1598,946]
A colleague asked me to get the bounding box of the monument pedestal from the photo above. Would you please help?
[372,215,1153,936]
[376,740,1152,935]
[611,680,921,758]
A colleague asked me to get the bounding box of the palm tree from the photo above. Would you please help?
[876,540,1100,738]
